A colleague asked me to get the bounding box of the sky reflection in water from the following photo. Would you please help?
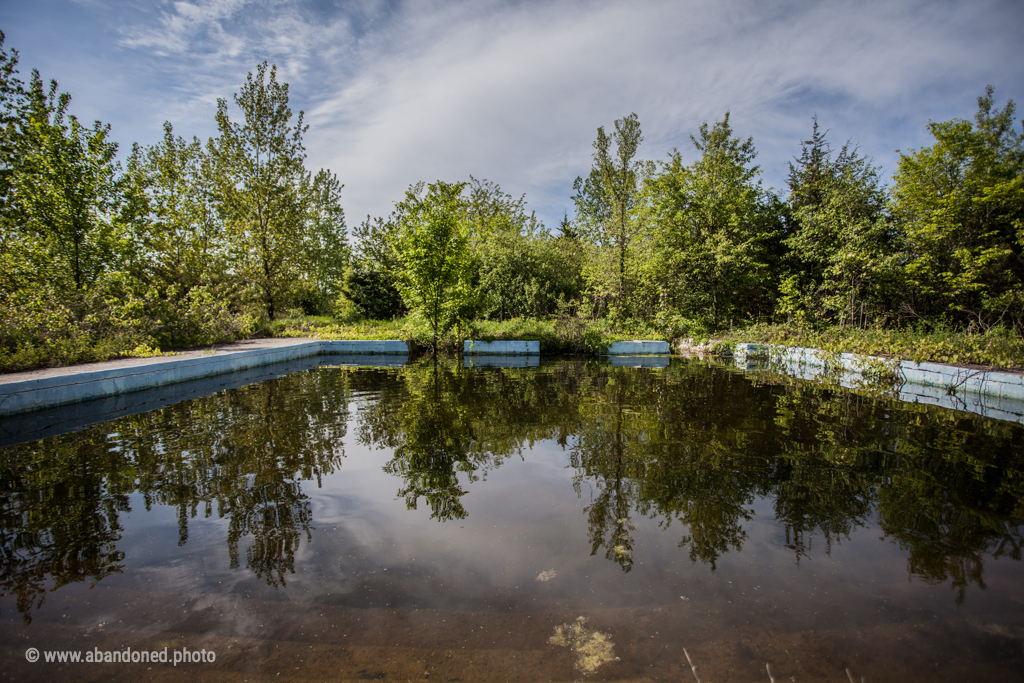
[1,358,1022,681]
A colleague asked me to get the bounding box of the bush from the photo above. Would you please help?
[654,311,708,340]
[0,277,258,373]
[0,284,153,372]
[342,267,405,320]
[147,285,258,349]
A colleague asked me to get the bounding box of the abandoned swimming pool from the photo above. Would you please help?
[1,357,1021,681]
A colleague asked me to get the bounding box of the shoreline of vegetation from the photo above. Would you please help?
[713,322,1024,371]
[2,31,1022,377]
[268,313,1024,372]
[1,312,1021,375]
[268,313,666,356]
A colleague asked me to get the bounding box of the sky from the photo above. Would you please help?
[1,0,1022,231]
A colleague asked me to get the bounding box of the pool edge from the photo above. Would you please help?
[0,340,409,416]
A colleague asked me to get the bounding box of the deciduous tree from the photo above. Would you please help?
[648,113,779,329]
[572,113,647,316]
[7,70,121,294]
[123,122,222,294]
[296,168,349,314]
[212,61,307,320]
[391,181,473,353]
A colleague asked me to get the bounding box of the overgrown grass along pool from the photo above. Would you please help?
[1,358,1022,681]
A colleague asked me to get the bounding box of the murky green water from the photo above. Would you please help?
[1,358,1022,681]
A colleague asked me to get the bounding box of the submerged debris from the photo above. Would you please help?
[612,544,632,561]
[535,569,557,582]
[549,616,618,675]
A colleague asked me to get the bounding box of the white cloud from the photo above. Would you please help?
[119,0,245,54]
[6,0,1022,228]
[295,0,1024,223]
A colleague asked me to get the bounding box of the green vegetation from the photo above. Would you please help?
[716,322,1024,369]
[1,30,1022,371]
[0,40,344,371]
[391,181,474,353]
[270,313,663,355]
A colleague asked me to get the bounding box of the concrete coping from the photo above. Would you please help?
[733,343,770,356]
[736,343,1024,402]
[0,354,407,447]
[601,340,671,355]
[464,340,540,355]
[0,339,408,417]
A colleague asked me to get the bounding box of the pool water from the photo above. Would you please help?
[1,358,1022,681]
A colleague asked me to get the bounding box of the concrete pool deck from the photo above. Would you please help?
[1,336,675,418]
[0,337,321,385]
[727,343,1024,401]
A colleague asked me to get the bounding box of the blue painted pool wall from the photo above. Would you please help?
[0,341,409,417]
[463,340,540,355]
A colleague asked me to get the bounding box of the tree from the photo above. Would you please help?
[781,118,895,327]
[344,217,406,320]
[464,175,543,242]
[391,181,473,353]
[557,211,578,241]
[343,184,423,321]
[0,31,25,221]
[572,113,646,316]
[0,32,26,300]
[6,70,121,294]
[124,121,222,294]
[647,113,779,329]
[296,169,349,314]
[212,61,307,320]
[464,177,568,320]
[113,123,261,349]
[892,86,1024,329]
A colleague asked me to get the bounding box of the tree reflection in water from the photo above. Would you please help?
[0,434,129,622]
[2,358,1022,622]
[354,360,1024,592]
[1,368,351,620]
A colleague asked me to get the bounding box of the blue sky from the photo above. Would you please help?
[1,0,1022,230]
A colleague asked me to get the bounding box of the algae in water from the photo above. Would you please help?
[549,616,618,675]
